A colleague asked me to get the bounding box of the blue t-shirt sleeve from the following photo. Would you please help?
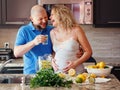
[48,25,54,31]
[15,26,26,46]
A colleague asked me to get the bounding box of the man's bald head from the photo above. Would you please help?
[30,5,48,29]
[31,5,46,17]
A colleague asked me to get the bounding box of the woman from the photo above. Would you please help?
[50,5,92,74]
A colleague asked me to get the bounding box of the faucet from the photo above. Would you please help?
[0,59,14,73]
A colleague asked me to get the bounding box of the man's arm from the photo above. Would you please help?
[14,35,47,57]
[14,40,35,57]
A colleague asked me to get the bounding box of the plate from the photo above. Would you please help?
[95,78,111,83]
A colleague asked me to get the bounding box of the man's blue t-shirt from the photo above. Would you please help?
[15,22,53,74]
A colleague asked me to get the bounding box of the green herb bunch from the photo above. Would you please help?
[30,68,73,88]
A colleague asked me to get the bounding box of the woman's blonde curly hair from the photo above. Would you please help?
[51,5,78,30]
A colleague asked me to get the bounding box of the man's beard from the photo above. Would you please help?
[37,22,48,30]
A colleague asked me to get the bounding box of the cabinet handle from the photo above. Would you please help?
[5,22,24,24]
[107,22,120,24]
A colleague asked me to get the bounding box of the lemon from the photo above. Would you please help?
[87,65,94,68]
[99,61,105,68]
[90,73,96,78]
[75,77,83,83]
[82,73,88,78]
[101,75,106,78]
[77,74,86,82]
[92,65,98,68]
[68,68,76,76]
[96,63,100,68]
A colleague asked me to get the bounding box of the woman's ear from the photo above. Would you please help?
[30,16,33,21]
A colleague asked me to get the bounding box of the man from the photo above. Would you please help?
[14,5,53,74]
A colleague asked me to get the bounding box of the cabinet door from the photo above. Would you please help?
[93,0,120,27]
[2,0,37,25]
[0,0,1,24]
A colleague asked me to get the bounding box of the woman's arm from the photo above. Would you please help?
[50,29,59,71]
[75,26,92,65]
[63,26,92,72]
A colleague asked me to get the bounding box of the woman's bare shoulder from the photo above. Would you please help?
[50,28,58,37]
[73,25,85,35]
[50,28,56,34]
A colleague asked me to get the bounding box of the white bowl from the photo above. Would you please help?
[85,65,113,77]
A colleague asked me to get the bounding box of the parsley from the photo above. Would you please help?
[30,68,73,88]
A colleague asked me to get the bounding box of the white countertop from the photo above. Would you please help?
[0,58,96,68]
[0,62,95,68]
[0,74,120,90]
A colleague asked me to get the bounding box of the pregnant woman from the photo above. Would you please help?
[50,5,92,74]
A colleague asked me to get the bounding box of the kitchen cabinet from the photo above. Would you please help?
[93,0,120,27]
[111,66,120,81]
[39,0,93,24]
[0,0,1,24]
[0,0,37,26]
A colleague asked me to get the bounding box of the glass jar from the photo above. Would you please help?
[38,54,52,70]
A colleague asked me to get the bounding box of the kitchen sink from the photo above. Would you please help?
[1,77,22,84]
[0,59,23,74]
[0,75,31,84]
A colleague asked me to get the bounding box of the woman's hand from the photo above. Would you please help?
[63,60,77,73]
[51,58,59,71]
[63,48,83,73]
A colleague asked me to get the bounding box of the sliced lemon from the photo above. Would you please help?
[68,68,76,76]
[58,73,66,78]
[88,77,95,84]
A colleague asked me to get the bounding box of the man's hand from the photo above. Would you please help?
[33,35,47,45]
[76,47,83,58]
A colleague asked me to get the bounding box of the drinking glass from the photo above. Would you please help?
[42,35,48,45]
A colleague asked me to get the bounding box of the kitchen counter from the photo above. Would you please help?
[0,74,120,90]
[0,58,94,68]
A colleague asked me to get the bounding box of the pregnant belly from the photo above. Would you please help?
[55,50,77,70]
